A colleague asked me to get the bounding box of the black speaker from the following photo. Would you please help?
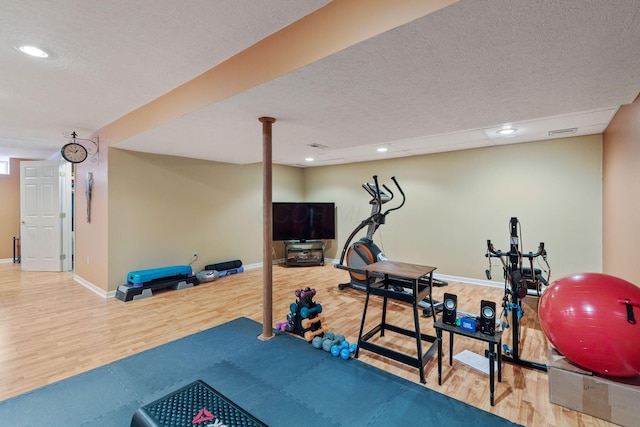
[442,293,457,325]
[480,300,496,335]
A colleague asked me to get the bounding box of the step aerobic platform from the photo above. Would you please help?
[115,266,199,302]
[131,380,267,427]
[128,266,193,287]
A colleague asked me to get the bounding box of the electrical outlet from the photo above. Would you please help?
[492,258,500,266]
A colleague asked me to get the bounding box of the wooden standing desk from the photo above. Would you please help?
[356,260,437,383]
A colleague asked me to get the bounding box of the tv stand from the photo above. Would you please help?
[284,241,325,267]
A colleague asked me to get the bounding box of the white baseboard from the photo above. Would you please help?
[243,262,263,270]
[433,273,505,289]
[74,274,116,298]
[75,262,504,300]
[75,264,262,300]
[0,258,13,264]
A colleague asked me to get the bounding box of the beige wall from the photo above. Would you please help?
[73,136,109,290]
[603,96,640,285]
[0,158,25,259]
[106,148,303,291]
[69,0,457,292]
[4,133,605,292]
[305,135,603,283]
[104,134,602,291]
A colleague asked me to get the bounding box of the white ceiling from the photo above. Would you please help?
[2,0,639,167]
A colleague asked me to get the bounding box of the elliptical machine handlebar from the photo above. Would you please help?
[373,175,381,202]
[384,176,405,216]
[338,175,406,266]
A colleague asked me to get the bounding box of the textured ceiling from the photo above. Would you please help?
[1,0,639,166]
[0,0,331,159]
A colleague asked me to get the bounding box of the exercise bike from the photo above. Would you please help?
[336,175,446,316]
[486,217,551,371]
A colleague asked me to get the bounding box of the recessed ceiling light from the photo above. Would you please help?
[496,128,518,135]
[305,157,314,162]
[16,45,49,58]
[377,147,388,152]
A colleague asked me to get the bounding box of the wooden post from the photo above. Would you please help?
[259,117,276,340]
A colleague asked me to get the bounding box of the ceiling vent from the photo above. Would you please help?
[307,143,328,149]
[548,127,577,136]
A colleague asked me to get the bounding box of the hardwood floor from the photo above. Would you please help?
[0,262,613,426]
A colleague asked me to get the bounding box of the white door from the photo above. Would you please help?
[20,160,62,271]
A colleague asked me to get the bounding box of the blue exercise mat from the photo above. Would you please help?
[0,317,523,427]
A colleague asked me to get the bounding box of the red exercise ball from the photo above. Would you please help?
[538,273,640,377]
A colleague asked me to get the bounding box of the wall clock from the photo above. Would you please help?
[61,142,88,163]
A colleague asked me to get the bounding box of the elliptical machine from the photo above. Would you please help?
[486,217,551,371]
[338,175,401,289]
[337,175,446,315]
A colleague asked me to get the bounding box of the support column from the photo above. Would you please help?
[259,117,276,340]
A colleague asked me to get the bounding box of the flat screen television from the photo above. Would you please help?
[272,202,336,241]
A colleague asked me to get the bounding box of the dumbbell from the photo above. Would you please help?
[331,340,350,357]
[300,304,322,319]
[295,288,316,299]
[321,331,344,352]
[304,326,327,342]
[301,314,325,329]
[312,336,324,349]
[275,321,293,332]
[340,343,358,360]
[332,341,358,360]
[312,332,338,350]
[322,337,340,352]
